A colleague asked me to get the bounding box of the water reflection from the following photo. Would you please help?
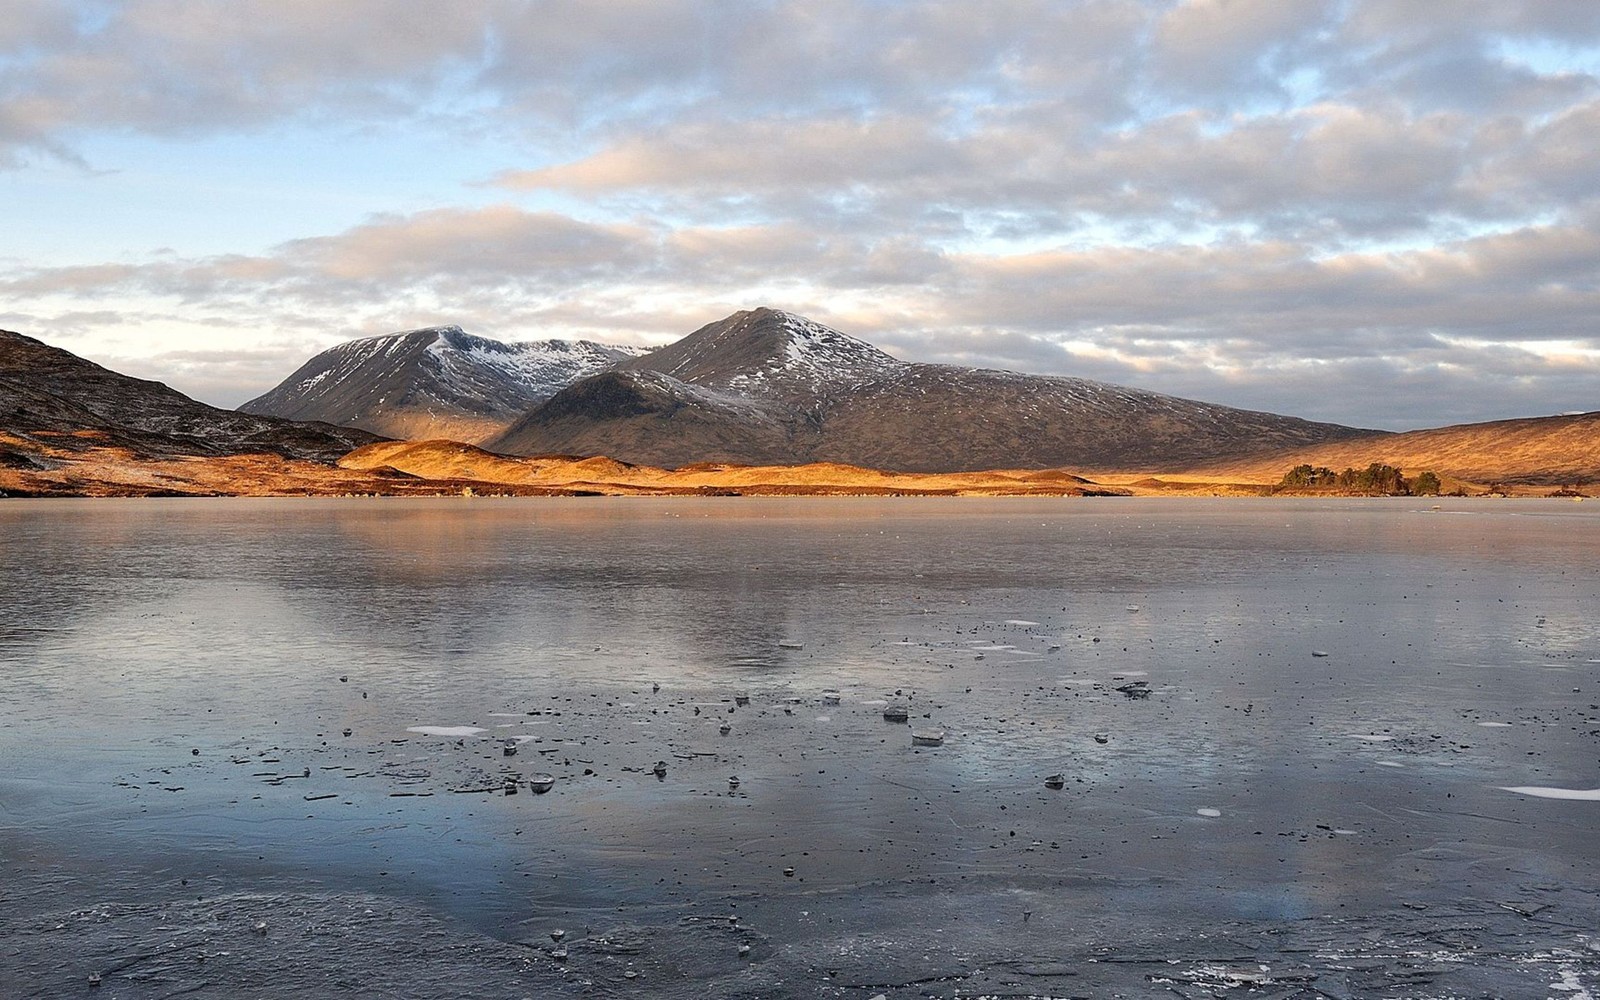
[1,496,1596,942]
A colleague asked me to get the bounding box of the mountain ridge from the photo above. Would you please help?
[1178,410,1600,486]
[240,325,647,443]
[487,307,1379,471]
[0,327,377,464]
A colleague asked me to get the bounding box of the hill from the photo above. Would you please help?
[1,328,376,465]
[1181,411,1600,487]
[486,308,1372,471]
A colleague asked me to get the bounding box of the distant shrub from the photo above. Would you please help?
[1277,464,1339,489]
[1276,462,1412,495]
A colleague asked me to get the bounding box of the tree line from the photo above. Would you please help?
[1276,463,1442,496]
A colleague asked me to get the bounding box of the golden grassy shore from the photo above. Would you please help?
[8,431,1586,499]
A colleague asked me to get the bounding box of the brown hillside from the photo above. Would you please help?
[1176,411,1600,486]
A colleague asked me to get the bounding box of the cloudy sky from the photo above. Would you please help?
[3,1,1598,429]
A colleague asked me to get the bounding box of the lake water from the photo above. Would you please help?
[2,497,1597,997]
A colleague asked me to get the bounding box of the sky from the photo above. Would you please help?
[2,1,1598,430]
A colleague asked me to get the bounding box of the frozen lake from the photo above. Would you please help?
[2,497,1598,997]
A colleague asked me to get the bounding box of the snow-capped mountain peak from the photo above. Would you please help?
[240,326,648,443]
[618,306,900,395]
[767,309,901,381]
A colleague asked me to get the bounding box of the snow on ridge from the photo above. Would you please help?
[333,326,465,356]
[442,338,645,393]
[355,325,464,344]
[728,309,901,393]
[756,311,1259,420]
[270,327,648,413]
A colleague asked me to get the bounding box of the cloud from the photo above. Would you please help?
[8,1,1598,250]
[1,1,495,139]
[0,1,1149,165]
[0,206,657,304]
[4,200,1595,423]
[1148,0,1339,101]
[497,91,1600,245]
[275,206,653,294]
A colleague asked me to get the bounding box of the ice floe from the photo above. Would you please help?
[1500,785,1600,801]
[405,725,485,738]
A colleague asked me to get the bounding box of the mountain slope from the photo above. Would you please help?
[487,307,1375,471]
[0,328,377,463]
[1181,410,1600,486]
[240,326,646,442]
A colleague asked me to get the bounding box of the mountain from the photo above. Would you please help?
[1180,410,1600,486]
[0,328,377,464]
[486,307,1375,471]
[240,326,647,443]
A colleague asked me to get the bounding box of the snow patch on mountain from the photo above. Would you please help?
[240,325,650,441]
[751,309,901,391]
[623,307,902,400]
[275,326,646,406]
[429,331,647,397]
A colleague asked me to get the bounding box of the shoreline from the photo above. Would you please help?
[2,446,1588,500]
[8,431,1596,499]
[2,483,1585,500]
